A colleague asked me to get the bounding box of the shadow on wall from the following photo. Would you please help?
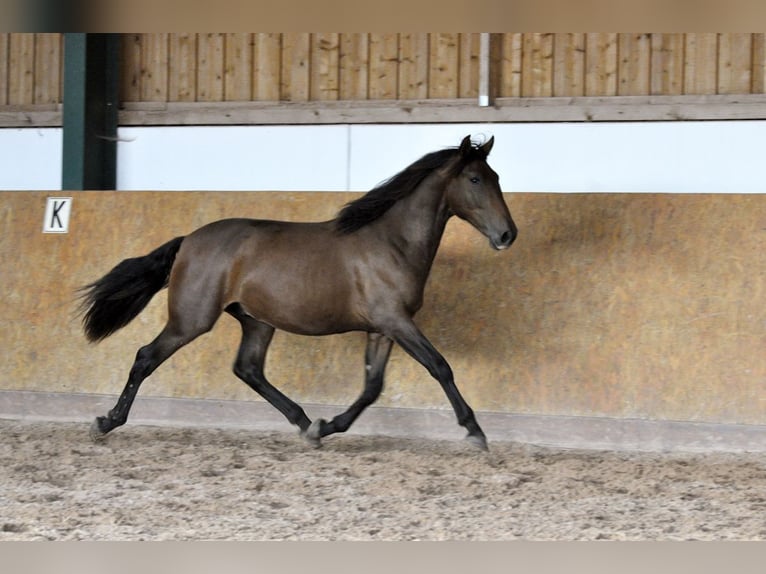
[415,192,765,422]
[420,193,627,362]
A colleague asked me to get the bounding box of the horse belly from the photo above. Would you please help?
[234,243,362,336]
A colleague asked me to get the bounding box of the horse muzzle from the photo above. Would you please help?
[489,227,517,251]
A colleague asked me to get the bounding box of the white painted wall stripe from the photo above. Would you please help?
[2,122,765,193]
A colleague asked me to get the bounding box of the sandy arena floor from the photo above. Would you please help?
[1,419,764,541]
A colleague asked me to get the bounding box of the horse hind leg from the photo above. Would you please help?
[90,324,195,440]
[90,251,229,441]
[228,306,313,440]
[306,332,393,444]
[90,283,221,441]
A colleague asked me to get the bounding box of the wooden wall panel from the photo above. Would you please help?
[140,33,169,102]
[718,33,753,95]
[168,33,197,102]
[684,33,718,95]
[310,33,339,101]
[253,33,281,101]
[585,33,618,96]
[224,33,252,101]
[458,33,480,99]
[281,33,310,102]
[553,33,585,97]
[368,33,398,99]
[398,33,429,99]
[752,34,766,94]
[521,33,554,97]
[428,33,459,99]
[32,34,61,104]
[618,33,651,96]
[0,34,8,105]
[498,33,522,97]
[340,33,369,100]
[7,33,35,105]
[196,33,225,102]
[650,33,685,95]
[121,33,169,103]
[4,33,766,116]
[120,34,142,103]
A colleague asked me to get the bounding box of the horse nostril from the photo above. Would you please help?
[491,229,516,250]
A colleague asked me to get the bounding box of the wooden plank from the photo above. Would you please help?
[718,33,752,94]
[585,33,618,96]
[398,33,428,99]
[168,33,197,102]
[753,34,766,94]
[458,33,480,99]
[120,34,142,102]
[368,33,398,99]
[224,33,253,101]
[111,95,766,127]
[428,33,459,99]
[617,33,650,96]
[0,107,61,126]
[553,33,585,97]
[684,33,718,95]
[0,34,8,104]
[8,94,766,128]
[8,33,36,105]
[650,34,684,95]
[281,33,310,102]
[497,33,522,97]
[487,33,504,102]
[33,34,61,104]
[253,33,281,101]
[339,33,369,100]
[311,33,339,101]
[521,33,554,97]
[196,33,225,102]
[140,33,169,102]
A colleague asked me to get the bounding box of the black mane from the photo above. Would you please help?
[334,142,489,234]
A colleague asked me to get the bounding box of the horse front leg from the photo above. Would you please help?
[386,319,488,450]
[306,332,393,445]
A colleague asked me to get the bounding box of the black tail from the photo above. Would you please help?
[78,236,185,343]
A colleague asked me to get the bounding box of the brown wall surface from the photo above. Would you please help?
[2,191,764,425]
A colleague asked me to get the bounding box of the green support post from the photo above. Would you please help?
[62,33,120,190]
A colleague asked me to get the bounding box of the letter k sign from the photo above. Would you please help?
[43,197,73,233]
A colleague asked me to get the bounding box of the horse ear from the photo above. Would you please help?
[480,136,494,156]
[459,135,473,156]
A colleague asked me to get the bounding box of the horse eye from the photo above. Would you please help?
[470,176,480,184]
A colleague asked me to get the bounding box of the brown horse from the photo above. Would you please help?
[79,135,517,450]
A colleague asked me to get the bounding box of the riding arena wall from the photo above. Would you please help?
[2,190,764,444]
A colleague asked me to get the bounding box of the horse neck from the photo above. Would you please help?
[372,169,452,275]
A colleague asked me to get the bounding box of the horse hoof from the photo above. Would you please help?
[89,418,108,443]
[302,419,324,449]
[466,433,489,451]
